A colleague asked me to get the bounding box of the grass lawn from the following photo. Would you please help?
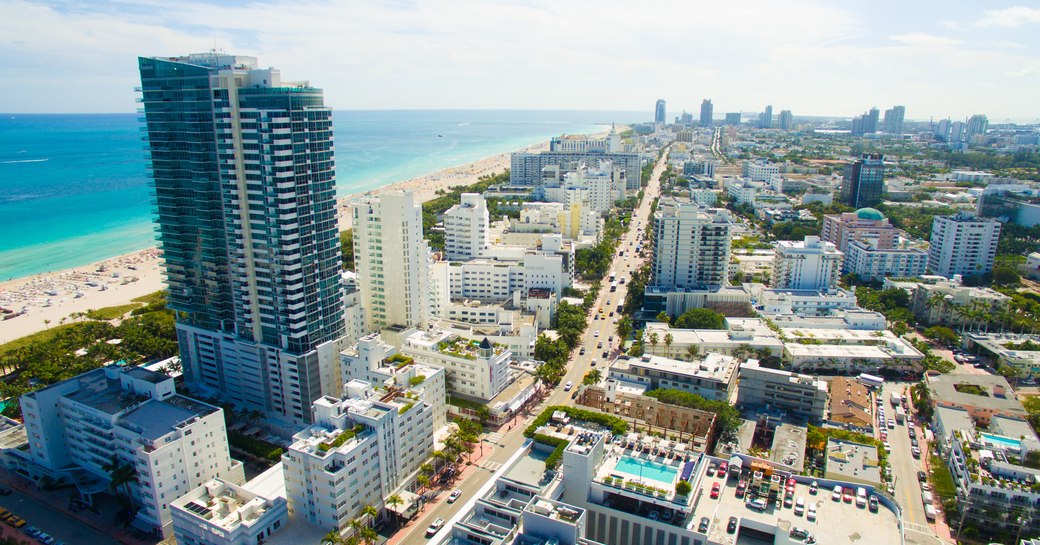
[86,303,142,321]
[0,322,94,357]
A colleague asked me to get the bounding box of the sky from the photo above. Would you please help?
[1,0,1039,121]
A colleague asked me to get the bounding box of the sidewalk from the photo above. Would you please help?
[0,469,151,545]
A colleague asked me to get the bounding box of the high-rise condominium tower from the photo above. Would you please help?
[139,53,345,426]
[655,99,667,124]
[839,154,885,208]
[699,99,713,127]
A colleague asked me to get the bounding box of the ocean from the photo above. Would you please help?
[0,110,645,281]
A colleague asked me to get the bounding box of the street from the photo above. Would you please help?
[392,149,667,545]
[0,486,123,545]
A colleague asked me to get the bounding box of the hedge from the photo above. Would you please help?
[228,431,284,462]
[533,433,569,470]
[524,405,629,439]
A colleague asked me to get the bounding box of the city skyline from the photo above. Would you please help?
[1,0,1038,120]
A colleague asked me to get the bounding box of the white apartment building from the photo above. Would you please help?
[606,352,739,402]
[771,236,843,291]
[843,240,928,281]
[690,188,718,206]
[549,126,623,154]
[504,201,602,243]
[341,271,366,355]
[651,199,734,290]
[735,359,828,420]
[751,286,861,317]
[725,179,759,206]
[283,380,435,532]
[19,365,244,537]
[544,163,626,215]
[909,278,1011,327]
[927,211,1001,278]
[352,190,432,332]
[170,478,287,545]
[339,333,448,431]
[443,193,490,261]
[743,160,780,183]
[433,253,570,303]
[402,331,513,401]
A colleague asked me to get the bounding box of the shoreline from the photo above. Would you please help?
[0,126,622,343]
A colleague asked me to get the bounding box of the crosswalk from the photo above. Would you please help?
[481,461,503,472]
[485,432,504,444]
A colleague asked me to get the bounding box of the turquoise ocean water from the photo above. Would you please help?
[0,110,644,281]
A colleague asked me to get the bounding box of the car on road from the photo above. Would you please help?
[594,331,600,337]
[832,485,842,501]
[426,518,445,537]
[24,527,40,538]
[448,489,462,503]
[888,419,895,429]
[698,517,710,532]
[727,516,738,533]
[579,347,585,355]
[564,381,573,391]
[807,503,817,521]
[711,482,721,499]
[38,534,55,545]
[591,359,597,366]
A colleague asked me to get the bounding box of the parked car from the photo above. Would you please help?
[918,470,928,482]
[736,480,748,498]
[807,503,817,521]
[911,446,922,459]
[746,497,768,511]
[698,517,710,532]
[727,516,738,533]
[24,527,40,538]
[843,487,854,503]
[707,463,716,477]
[0,485,11,496]
[4,515,25,528]
[448,489,462,503]
[783,494,794,508]
[809,481,818,495]
[38,534,55,545]
[856,487,867,508]
[794,496,805,516]
[718,461,728,475]
[832,485,842,502]
[869,495,879,512]
[711,482,721,499]
[790,527,811,540]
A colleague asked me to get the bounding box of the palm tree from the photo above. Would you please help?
[583,369,602,385]
[417,474,431,494]
[361,504,379,529]
[102,455,137,507]
[685,344,700,361]
[347,519,365,543]
[616,317,633,343]
[356,526,377,545]
[432,450,451,474]
[43,319,50,330]
[386,494,403,525]
[925,292,947,323]
[664,333,673,355]
[420,463,434,477]
[648,332,659,355]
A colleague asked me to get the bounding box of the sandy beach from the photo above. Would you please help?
[1,127,622,344]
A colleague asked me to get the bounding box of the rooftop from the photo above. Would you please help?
[612,352,737,383]
[172,478,279,531]
[825,438,881,486]
[119,398,200,441]
[926,373,1027,416]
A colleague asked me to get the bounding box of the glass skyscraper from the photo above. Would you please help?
[139,53,345,425]
[840,153,885,208]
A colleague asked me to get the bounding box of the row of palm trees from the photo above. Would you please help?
[925,292,1039,335]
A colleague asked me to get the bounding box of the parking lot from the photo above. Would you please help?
[694,466,901,545]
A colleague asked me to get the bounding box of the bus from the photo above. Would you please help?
[856,373,884,389]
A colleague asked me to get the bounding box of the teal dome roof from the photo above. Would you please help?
[855,207,885,221]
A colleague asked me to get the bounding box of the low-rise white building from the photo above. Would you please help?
[735,359,828,420]
[283,380,435,532]
[752,286,860,317]
[606,352,738,402]
[843,240,928,281]
[171,478,287,545]
[643,320,785,360]
[19,365,244,537]
[403,331,513,401]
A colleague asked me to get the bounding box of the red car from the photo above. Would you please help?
[711,482,721,499]
[718,461,728,475]
[736,480,748,498]
[843,487,854,503]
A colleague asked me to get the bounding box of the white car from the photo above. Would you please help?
[831,485,842,501]
[807,503,817,521]
[426,518,445,537]
[448,489,462,503]
[564,381,573,391]
[794,496,805,516]
[888,419,896,429]
[594,331,600,337]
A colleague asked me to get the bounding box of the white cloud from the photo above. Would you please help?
[888,33,961,47]
[977,6,1040,27]
[1006,67,1038,77]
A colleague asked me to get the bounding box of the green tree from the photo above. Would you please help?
[993,266,1021,287]
[923,326,960,346]
[340,229,355,270]
[672,308,726,329]
[583,369,602,385]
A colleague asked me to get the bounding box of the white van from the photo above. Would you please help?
[924,504,937,521]
[855,487,867,508]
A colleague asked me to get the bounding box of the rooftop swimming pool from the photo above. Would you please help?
[980,433,1022,450]
[614,455,678,485]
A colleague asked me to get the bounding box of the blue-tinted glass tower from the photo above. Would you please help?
[139,53,344,425]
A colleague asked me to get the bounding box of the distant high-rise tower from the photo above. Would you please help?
[851,107,880,135]
[966,114,989,142]
[139,53,345,425]
[352,190,432,332]
[883,105,905,134]
[759,105,773,128]
[778,110,794,131]
[699,99,713,127]
[725,112,741,125]
[840,154,885,208]
[655,99,667,124]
